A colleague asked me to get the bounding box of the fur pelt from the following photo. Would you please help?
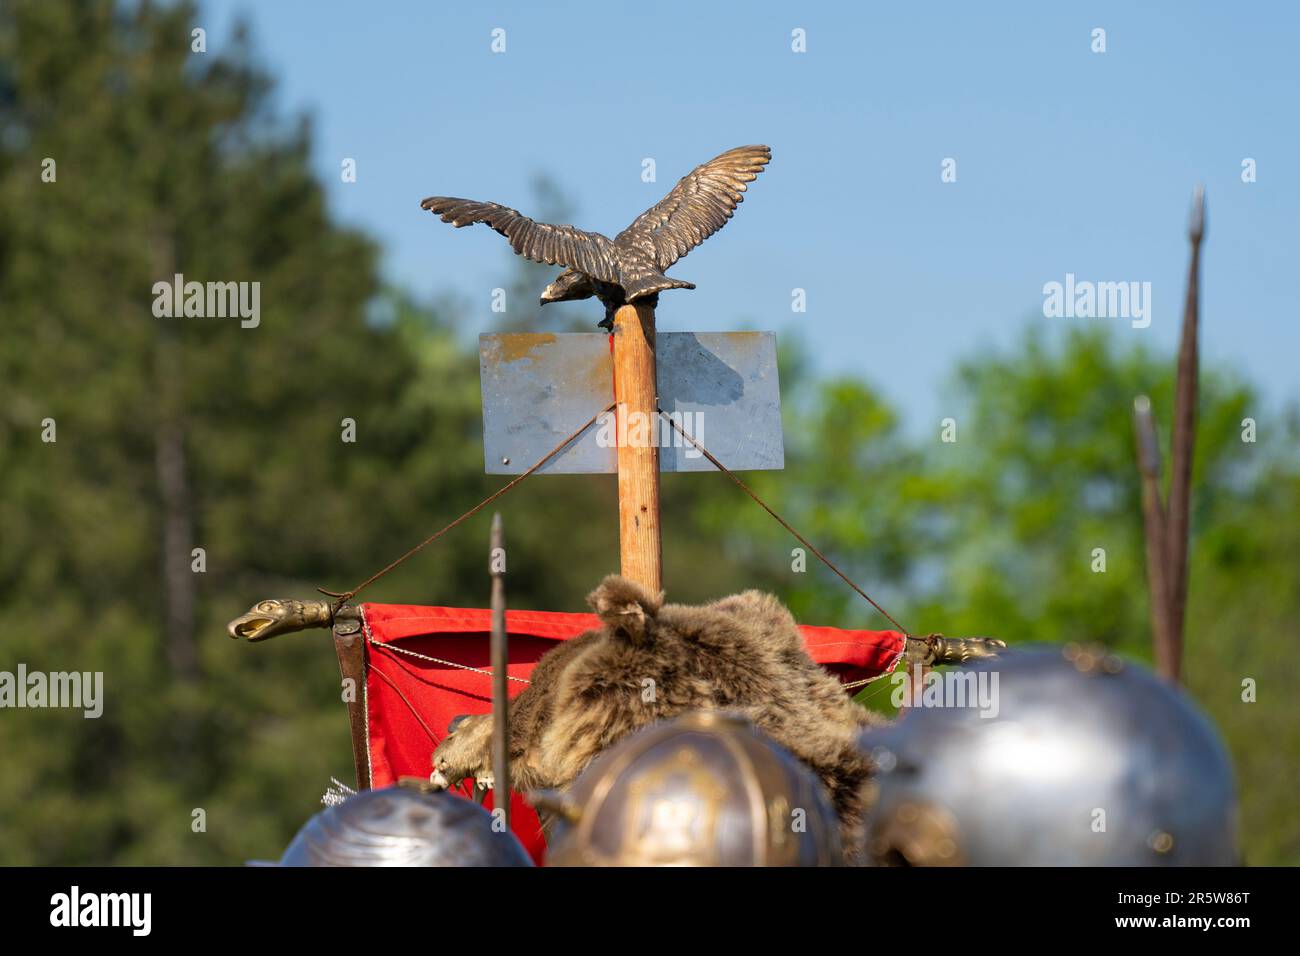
[431,575,882,861]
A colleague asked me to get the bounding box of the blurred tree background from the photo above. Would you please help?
[1,0,1295,865]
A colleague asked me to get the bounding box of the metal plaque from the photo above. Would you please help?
[479,331,784,475]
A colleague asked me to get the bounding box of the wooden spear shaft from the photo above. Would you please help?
[611,301,663,593]
[1133,396,1176,681]
[1164,187,1204,684]
[489,512,509,827]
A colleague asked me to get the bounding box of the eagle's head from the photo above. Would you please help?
[540,269,596,305]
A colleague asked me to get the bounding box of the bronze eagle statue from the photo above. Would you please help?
[421,145,771,327]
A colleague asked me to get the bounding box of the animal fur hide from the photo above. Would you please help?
[431,575,882,861]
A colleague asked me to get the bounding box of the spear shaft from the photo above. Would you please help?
[1164,187,1205,683]
[489,513,510,827]
[1134,396,1176,680]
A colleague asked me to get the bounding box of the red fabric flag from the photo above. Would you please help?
[357,602,905,863]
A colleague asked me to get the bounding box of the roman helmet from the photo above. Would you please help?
[857,645,1238,866]
[279,779,532,866]
[534,710,842,866]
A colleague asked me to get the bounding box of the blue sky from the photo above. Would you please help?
[204,1,1298,430]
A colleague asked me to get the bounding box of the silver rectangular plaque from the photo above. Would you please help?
[479,331,784,474]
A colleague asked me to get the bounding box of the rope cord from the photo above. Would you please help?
[373,637,531,684]
[843,672,896,691]
[319,402,615,610]
[318,392,914,686]
[656,407,911,637]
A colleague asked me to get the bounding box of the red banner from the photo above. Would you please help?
[359,602,905,863]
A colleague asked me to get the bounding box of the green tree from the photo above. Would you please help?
[0,1,639,864]
[0,0,562,864]
[911,326,1255,652]
[0,0,384,862]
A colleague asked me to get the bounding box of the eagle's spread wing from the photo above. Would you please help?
[420,197,619,283]
[619,145,771,271]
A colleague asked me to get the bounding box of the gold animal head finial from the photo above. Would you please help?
[226,598,334,642]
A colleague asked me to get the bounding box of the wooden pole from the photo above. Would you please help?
[489,513,510,827]
[331,613,371,791]
[611,301,663,592]
[1164,186,1204,684]
[1133,396,1176,681]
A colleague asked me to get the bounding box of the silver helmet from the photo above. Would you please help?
[279,780,532,866]
[858,645,1238,866]
[535,711,843,866]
